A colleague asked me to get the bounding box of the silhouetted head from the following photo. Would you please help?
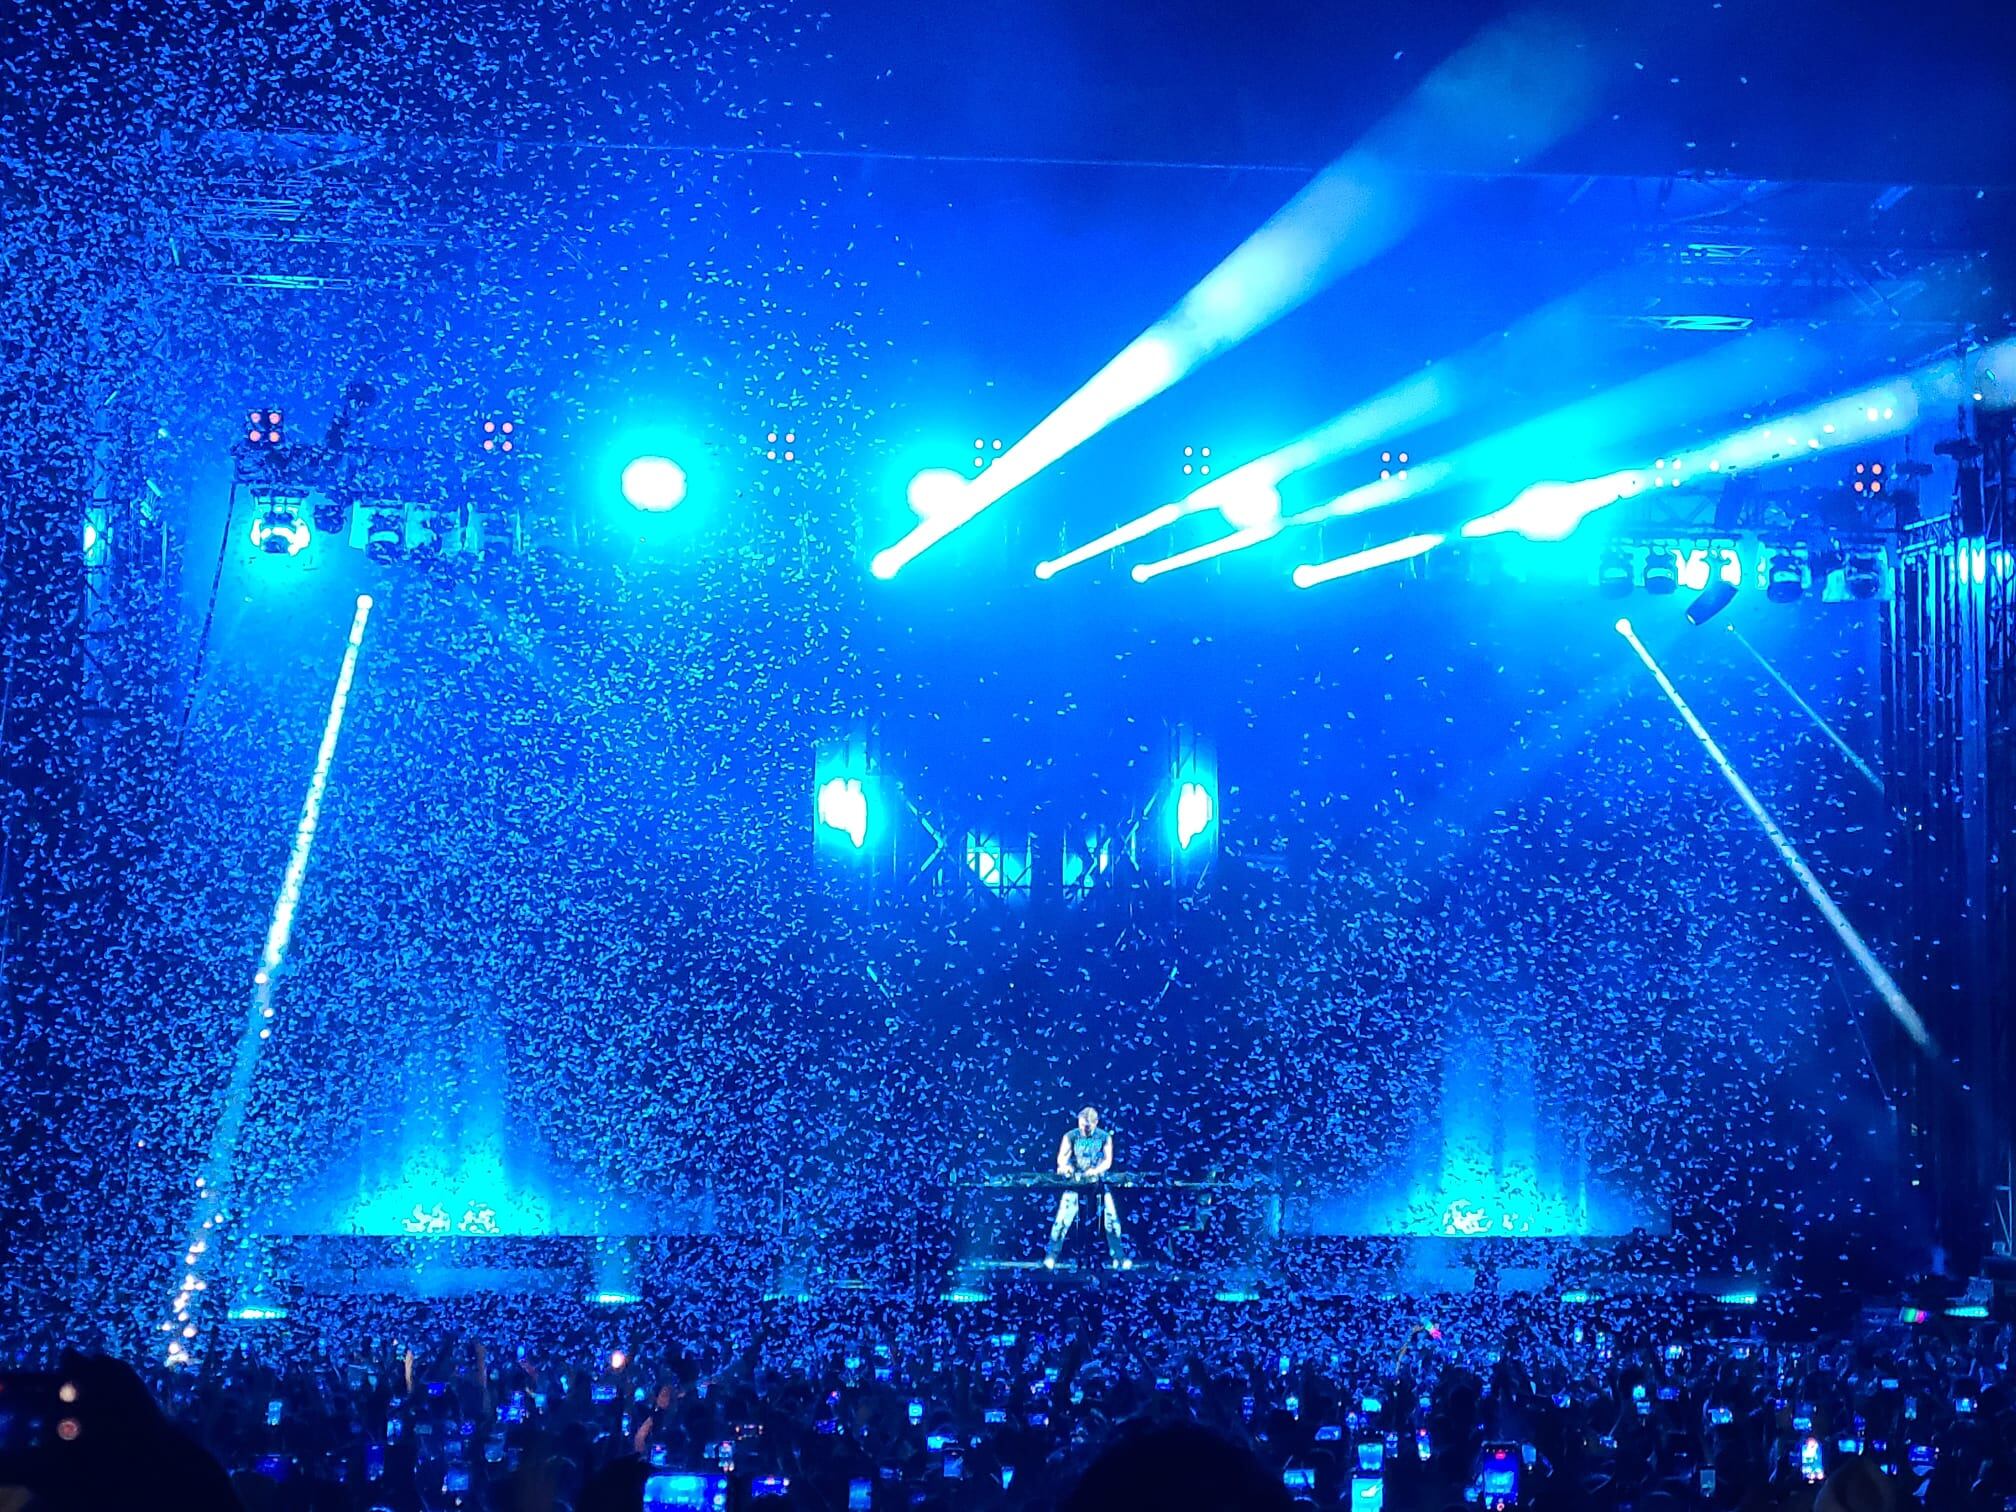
[1065,1420,1293,1512]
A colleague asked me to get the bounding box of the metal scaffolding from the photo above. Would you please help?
[1882,402,2016,1266]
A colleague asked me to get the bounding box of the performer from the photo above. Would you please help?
[1043,1106,1130,1270]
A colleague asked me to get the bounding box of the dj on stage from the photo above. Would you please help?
[1043,1106,1131,1270]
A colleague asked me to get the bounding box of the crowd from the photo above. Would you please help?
[7,1296,2014,1511]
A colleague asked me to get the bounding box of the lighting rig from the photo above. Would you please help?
[230,386,534,569]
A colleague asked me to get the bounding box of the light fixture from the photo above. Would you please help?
[1687,577,1738,625]
[621,455,687,512]
[1843,549,1883,600]
[1641,545,1679,596]
[248,494,311,556]
[1764,550,1806,604]
[1596,544,1634,598]
[365,507,405,564]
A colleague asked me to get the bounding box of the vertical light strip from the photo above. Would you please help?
[1615,617,1929,1051]
[161,593,375,1365]
[1725,624,1884,796]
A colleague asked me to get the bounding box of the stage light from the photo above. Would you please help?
[972,438,1003,471]
[312,492,351,534]
[869,14,1601,575]
[817,778,868,848]
[1596,544,1633,598]
[481,419,518,454]
[245,408,282,445]
[1843,549,1884,600]
[1687,577,1737,625]
[1805,545,1843,594]
[1130,524,1276,582]
[1169,728,1219,867]
[906,468,967,520]
[1214,479,1282,531]
[82,508,108,568]
[1642,545,1679,596]
[1039,370,1442,580]
[1462,471,1642,541]
[1379,449,1412,481]
[1182,445,1213,478]
[1294,532,1444,589]
[814,742,887,860]
[365,507,405,564]
[1765,550,1806,603]
[249,495,311,556]
[164,595,374,1358]
[765,430,798,463]
[1615,618,1929,1050]
[621,455,687,512]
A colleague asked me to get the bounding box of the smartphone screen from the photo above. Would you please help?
[643,1473,731,1510]
[1799,1437,1825,1483]
[1480,1443,1520,1507]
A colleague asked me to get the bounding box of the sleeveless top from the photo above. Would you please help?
[1068,1127,1110,1173]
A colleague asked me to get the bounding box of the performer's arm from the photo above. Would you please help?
[1056,1133,1074,1176]
[1094,1135,1113,1177]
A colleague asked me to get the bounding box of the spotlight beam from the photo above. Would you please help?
[1040,372,1445,578]
[1291,334,2014,596]
[162,594,375,1363]
[1039,503,1187,577]
[872,12,1602,577]
[1293,532,1444,589]
[1132,525,1280,582]
[1465,335,2016,543]
[1725,625,1885,797]
[1615,618,1930,1052]
[1129,285,2013,584]
[1077,272,1686,581]
[1125,463,1458,582]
